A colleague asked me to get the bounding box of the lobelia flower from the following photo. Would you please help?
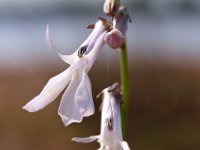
[72,83,131,150]
[23,19,111,127]
[105,6,131,49]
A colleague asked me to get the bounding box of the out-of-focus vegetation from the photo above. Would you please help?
[1,56,200,150]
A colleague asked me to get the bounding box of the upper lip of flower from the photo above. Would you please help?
[45,18,112,65]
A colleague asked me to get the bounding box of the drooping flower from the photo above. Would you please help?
[23,19,110,127]
[105,6,131,49]
[72,83,131,150]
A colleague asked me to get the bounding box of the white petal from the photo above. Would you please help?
[45,24,77,65]
[85,32,106,71]
[58,70,83,126]
[75,70,94,117]
[45,20,105,65]
[57,53,78,65]
[60,20,105,61]
[23,67,72,112]
[72,135,99,143]
[120,141,131,150]
[85,20,105,54]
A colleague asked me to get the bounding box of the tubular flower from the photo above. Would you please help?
[105,6,130,49]
[23,19,110,127]
[72,83,130,150]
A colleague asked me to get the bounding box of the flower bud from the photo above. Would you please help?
[105,6,131,49]
[113,6,131,35]
[104,28,124,49]
[103,0,120,16]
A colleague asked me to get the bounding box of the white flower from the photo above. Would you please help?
[23,20,108,127]
[72,83,131,150]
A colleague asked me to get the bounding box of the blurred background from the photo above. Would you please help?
[0,0,200,149]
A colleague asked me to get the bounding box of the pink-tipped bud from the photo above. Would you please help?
[104,28,124,49]
[103,0,120,16]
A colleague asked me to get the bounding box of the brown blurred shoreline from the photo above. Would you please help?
[0,56,200,149]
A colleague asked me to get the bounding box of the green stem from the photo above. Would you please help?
[120,41,129,137]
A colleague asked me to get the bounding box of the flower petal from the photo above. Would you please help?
[75,70,94,117]
[58,70,83,126]
[23,67,72,112]
[120,141,131,150]
[46,20,105,65]
[72,135,99,143]
[85,32,106,71]
[85,20,106,54]
[45,24,77,65]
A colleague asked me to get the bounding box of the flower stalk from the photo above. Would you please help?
[103,0,130,137]
[120,41,129,137]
